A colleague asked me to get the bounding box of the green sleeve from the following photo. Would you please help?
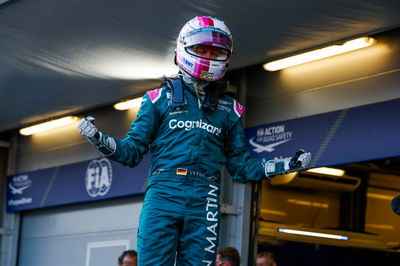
[105,94,159,167]
[225,117,266,183]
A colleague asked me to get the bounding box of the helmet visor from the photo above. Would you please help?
[186,45,230,61]
[184,28,232,53]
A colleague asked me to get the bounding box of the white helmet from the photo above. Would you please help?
[176,16,233,81]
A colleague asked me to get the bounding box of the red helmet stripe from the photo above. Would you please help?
[198,16,214,27]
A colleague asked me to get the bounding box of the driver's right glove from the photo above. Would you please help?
[77,116,116,156]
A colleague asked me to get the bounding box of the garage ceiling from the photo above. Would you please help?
[1,0,399,132]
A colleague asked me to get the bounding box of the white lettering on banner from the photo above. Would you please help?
[85,158,113,198]
[169,119,222,136]
[8,197,32,206]
[250,124,293,153]
[9,174,32,195]
[204,184,219,259]
[257,125,285,135]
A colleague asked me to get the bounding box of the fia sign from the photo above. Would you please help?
[85,158,113,197]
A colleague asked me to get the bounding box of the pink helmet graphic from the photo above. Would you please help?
[176,16,233,81]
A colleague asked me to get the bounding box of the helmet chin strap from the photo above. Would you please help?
[180,71,209,91]
[179,70,226,111]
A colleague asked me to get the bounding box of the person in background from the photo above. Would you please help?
[256,251,277,266]
[216,247,240,266]
[118,250,137,266]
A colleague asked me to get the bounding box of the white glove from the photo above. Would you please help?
[77,116,116,156]
[77,116,100,145]
[264,149,311,178]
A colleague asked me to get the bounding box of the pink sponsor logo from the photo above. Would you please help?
[233,100,245,117]
[147,88,162,103]
[198,16,214,28]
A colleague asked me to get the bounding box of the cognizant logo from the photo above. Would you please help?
[169,119,222,136]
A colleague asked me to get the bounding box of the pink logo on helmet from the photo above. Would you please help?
[197,16,214,27]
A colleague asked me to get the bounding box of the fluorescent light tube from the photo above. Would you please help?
[278,228,349,240]
[19,116,78,136]
[264,37,376,71]
[367,193,394,201]
[114,97,143,110]
[306,167,345,176]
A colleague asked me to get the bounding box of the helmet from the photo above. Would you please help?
[176,16,233,81]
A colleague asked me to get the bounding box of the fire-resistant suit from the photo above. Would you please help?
[78,15,311,266]
[96,77,266,265]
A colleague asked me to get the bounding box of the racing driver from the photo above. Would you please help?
[78,16,311,266]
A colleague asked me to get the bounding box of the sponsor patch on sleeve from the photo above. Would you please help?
[146,88,163,103]
[233,99,245,117]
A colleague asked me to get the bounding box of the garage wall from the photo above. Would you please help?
[18,197,142,266]
[244,28,400,127]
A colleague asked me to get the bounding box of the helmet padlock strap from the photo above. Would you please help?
[163,77,187,107]
[202,79,227,111]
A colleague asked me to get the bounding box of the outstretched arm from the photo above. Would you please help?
[77,94,159,167]
[263,149,311,178]
[225,118,311,183]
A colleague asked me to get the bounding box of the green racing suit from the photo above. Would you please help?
[99,77,266,265]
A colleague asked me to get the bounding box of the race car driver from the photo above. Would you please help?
[78,16,311,266]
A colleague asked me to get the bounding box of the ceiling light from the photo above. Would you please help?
[261,209,287,216]
[287,199,329,208]
[366,224,394,230]
[19,116,79,136]
[114,97,143,110]
[306,167,345,176]
[278,228,349,240]
[263,37,376,71]
[367,192,394,201]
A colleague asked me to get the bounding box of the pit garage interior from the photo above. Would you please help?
[1,0,400,265]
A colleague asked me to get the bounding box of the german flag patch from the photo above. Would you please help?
[176,168,188,175]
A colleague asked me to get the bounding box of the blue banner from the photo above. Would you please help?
[245,98,400,168]
[7,99,400,212]
[7,156,150,212]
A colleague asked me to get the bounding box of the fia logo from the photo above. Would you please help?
[9,174,32,195]
[85,158,113,198]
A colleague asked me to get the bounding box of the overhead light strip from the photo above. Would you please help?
[19,116,78,136]
[306,167,345,176]
[367,192,394,201]
[114,97,143,110]
[278,228,349,240]
[264,37,376,71]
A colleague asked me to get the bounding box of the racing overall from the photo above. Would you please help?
[99,77,266,265]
